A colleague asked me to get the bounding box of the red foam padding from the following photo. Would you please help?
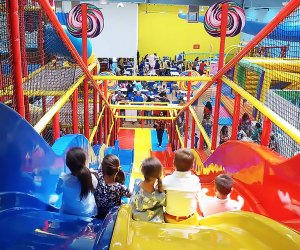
[118,129,135,150]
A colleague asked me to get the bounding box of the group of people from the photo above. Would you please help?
[199,101,278,151]
[58,147,244,225]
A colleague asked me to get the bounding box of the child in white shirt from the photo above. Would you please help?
[163,148,201,225]
[200,174,244,217]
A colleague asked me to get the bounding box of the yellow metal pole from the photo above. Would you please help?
[34,74,85,134]
[34,64,97,134]
[222,76,300,144]
[110,105,182,111]
[106,121,115,145]
[189,106,212,151]
[94,75,212,82]
[175,125,184,148]
[115,115,174,120]
[89,104,106,144]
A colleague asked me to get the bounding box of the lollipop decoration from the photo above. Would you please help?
[178,70,202,91]
[99,72,118,93]
[204,1,245,37]
[67,4,104,38]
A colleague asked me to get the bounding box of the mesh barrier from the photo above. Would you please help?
[0,0,15,108]
[0,0,103,145]
[216,6,300,157]
[175,5,300,158]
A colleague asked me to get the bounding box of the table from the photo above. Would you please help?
[170,71,179,76]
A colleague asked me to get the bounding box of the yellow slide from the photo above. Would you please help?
[110,205,300,250]
[128,128,152,191]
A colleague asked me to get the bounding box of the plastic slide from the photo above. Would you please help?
[178,13,300,42]
[109,205,300,250]
[0,103,106,249]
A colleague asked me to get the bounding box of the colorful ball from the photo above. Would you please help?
[67,4,104,38]
[204,1,245,37]
[178,70,201,91]
[99,72,118,93]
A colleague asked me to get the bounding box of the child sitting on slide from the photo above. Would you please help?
[200,174,244,217]
[94,154,131,218]
[131,157,165,223]
[56,147,97,217]
[163,148,201,225]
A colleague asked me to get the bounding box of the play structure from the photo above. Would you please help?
[1,0,300,249]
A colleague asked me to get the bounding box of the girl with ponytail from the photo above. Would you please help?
[56,147,97,217]
[94,154,131,218]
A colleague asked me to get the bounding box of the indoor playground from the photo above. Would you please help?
[0,0,300,249]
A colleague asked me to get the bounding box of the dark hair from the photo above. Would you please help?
[205,101,212,112]
[255,122,262,129]
[66,147,94,200]
[101,154,120,176]
[215,174,233,196]
[174,148,194,172]
[242,113,249,121]
[221,125,228,135]
[141,157,162,181]
[115,169,125,184]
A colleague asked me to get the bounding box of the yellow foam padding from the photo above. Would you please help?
[110,205,300,250]
[87,51,95,65]
[128,128,152,191]
[244,57,300,73]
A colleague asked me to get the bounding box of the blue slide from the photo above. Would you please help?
[0,103,116,249]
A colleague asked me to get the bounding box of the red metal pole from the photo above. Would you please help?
[184,73,192,147]
[199,134,204,150]
[211,3,228,150]
[191,117,196,148]
[104,80,108,99]
[104,107,108,144]
[9,0,25,117]
[231,93,241,140]
[24,96,30,122]
[82,4,89,139]
[99,95,103,144]
[72,90,79,134]
[177,0,300,116]
[53,96,60,141]
[261,117,272,146]
[93,88,98,145]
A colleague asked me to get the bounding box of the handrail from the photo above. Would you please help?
[110,104,182,111]
[94,75,211,82]
[222,76,300,144]
[175,125,184,148]
[189,106,212,151]
[106,120,115,145]
[89,103,106,143]
[34,63,96,134]
[115,115,173,120]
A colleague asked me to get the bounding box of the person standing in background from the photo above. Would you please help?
[154,112,165,148]
[199,61,207,75]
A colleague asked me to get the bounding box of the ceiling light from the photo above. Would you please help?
[99,0,108,4]
[179,9,183,14]
[117,2,124,8]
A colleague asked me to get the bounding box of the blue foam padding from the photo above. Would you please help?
[104,147,114,156]
[119,149,134,165]
[151,129,168,151]
[92,144,101,156]
[121,164,133,173]
[218,117,232,125]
